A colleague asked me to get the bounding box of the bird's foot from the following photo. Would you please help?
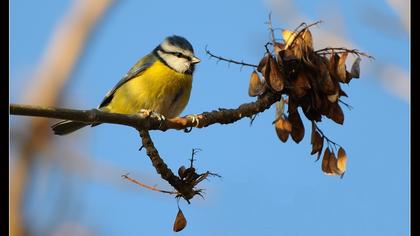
[139,109,166,122]
[187,114,200,127]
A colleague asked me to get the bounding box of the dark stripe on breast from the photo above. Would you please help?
[171,88,184,107]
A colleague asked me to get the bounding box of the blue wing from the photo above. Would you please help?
[98,53,156,108]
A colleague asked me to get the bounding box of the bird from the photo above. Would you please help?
[52,35,200,135]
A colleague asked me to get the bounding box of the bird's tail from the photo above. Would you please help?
[51,120,89,135]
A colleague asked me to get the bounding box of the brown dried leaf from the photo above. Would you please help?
[173,208,187,232]
[329,53,339,73]
[302,28,313,51]
[345,71,353,84]
[326,102,344,125]
[274,42,285,61]
[275,118,291,142]
[327,91,339,103]
[248,70,264,97]
[336,52,348,82]
[269,56,285,92]
[291,72,311,98]
[328,151,340,175]
[319,59,336,94]
[321,148,334,175]
[310,122,324,157]
[282,48,298,61]
[336,147,348,174]
[350,57,361,78]
[257,54,270,74]
[283,29,297,49]
[275,99,286,120]
[263,55,272,85]
[288,100,305,143]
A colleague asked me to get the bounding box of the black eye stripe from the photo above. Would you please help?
[160,49,191,60]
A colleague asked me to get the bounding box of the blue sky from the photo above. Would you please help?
[10,0,409,235]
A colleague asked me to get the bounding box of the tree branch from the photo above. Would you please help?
[10,92,281,132]
[138,129,198,202]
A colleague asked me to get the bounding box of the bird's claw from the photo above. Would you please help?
[139,109,166,121]
[187,114,200,127]
[139,109,166,128]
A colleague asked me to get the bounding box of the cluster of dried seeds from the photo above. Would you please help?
[249,23,372,177]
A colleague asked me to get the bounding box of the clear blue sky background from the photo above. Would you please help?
[10,0,409,235]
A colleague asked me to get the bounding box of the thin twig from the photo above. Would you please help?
[205,46,258,68]
[315,47,374,59]
[122,173,177,195]
[314,123,342,150]
[339,99,353,110]
[267,12,276,46]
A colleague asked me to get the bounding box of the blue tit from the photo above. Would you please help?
[52,35,200,135]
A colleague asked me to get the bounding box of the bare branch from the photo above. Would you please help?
[10,92,281,132]
[139,130,199,202]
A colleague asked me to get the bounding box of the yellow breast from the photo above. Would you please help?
[106,60,193,117]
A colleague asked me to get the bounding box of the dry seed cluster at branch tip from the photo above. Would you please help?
[248,22,372,177]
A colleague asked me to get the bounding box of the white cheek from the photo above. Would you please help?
[170,58,190,73]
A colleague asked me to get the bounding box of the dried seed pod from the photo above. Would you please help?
[275,98,286,120]
[274,42,285,61]
[310,122,324,160]
[321,148,334,175]
[319,59,336,94]
[283,29,297,49]
[301,28,313,51]
[257,54,270,74]
[275,118,292,143]
[327,91,339,103]
[173,208,187,232]
[268,56,285,92]
[326,102,344,125]
[328,150,340,175]
[263,55,272,85]
[282,48,298,61]
[350,57,361,78]
[178,166,187,179]
[336,52,348,82]
[291,72,311,98]
[288,99,305,143]
[248,70,264,97]
[336,147,348,175]
[329,53,339,75]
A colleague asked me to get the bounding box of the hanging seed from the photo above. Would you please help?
[336,147,348,174]
[173,208,187,232]
[257,54,270,74]
[302,28,313,51]
[326,102,344,125]
[275,118,292,142]
[310,122,324,157]
[336,52,348,82]
[291,72,311,98]
[350,57,361,78]
[248,70,264,97]
[321,148,334,175]
[268,56,285,92]
[282,29,297,49]
[288,99,305,143]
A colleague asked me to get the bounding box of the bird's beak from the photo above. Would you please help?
[191,56,201,64]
